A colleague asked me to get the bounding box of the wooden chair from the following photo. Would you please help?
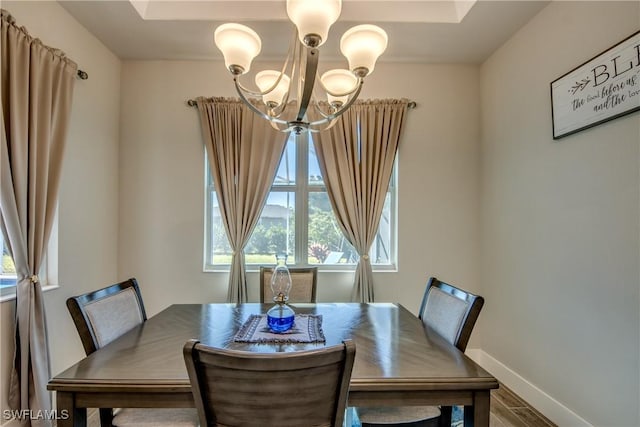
[66,278,198,427]
[356,277,485,427]
[259,266,318,303]
[183,339,356,427]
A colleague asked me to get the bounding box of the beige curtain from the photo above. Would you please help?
[312,99,408,302]
[196,97,287,302]
[1,9,77,427]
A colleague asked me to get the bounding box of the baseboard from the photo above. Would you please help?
[465,348,592,427]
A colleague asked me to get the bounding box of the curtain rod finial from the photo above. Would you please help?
[76,69,88,80]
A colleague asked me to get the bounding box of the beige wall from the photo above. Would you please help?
[118,60,481,318]
[480,2,639,426]
[9,2,638,426]
[0,1,121,420]
[0,5,483,418]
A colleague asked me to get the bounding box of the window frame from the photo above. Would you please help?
[203,134,398,272]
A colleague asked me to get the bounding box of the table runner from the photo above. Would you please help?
[233,314,325,343]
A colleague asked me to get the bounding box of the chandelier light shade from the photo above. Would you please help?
[340,24,388,77]
[214,0,387,133]
[255,70,291,108]
[320,69,358,107]
[214,23,262,75]
[286,0,342,47]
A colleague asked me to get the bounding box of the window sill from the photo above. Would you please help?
[203,265,398,273]
[0,283,60,303]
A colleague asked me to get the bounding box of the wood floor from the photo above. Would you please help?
[489,383,556,427]
[81,382,556,427]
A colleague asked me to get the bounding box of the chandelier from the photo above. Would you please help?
[213,0,388,134]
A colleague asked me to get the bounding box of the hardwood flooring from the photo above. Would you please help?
[81,382,556,427]
[489,383,556,427]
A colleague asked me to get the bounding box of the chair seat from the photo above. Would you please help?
[113,408,199,427]
[357,406,441,426]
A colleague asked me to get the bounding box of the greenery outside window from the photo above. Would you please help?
[204,132,396,270]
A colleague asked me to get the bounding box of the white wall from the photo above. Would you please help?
[0,1,121,420]
[118,61,482,319]
[480,2,639,426]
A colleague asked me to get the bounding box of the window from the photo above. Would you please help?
[1,235,17,297]
[1,212,58,301]
[204,132,396,269]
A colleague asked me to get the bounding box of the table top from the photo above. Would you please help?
[49,303,497,394]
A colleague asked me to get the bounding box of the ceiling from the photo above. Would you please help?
[59,0,550,64]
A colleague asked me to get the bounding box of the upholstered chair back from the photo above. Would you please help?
[260,267,318,303]
[418,277,484,352]
[67,278,147,355]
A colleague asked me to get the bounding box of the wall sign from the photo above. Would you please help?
[551,31,640,139]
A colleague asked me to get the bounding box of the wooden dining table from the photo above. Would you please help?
[48,303,498,427]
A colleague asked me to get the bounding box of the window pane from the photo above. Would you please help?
[245,192,296,264]
[308,192,355,265]
[274,137,296,186]
[209,190,232,265]
[1,236,17,290]
[308,139,324,186]
[205,132,396,269]
[370,192,392,264]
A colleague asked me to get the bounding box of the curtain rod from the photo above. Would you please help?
[186,99,417,109]
[77,69,88,80]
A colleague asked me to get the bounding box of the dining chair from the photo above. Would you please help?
[66,278,198,427]
[259,266,318,303]
[356,277,485,427]
[183,338,356,427]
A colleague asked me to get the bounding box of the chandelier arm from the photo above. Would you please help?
[271,84,293,118]
[296,47,320,122]
[309,116,339,133]
[310,97,332,120]
[235,62,288,97]
[233,29,298,98]
[267,36,301,119]
[270,120,291,132]
[269,90,290,119]
[309,72,337,119]
[234,78,288,125]
[308,79,364,126]
[234,76,267,97]
[307,80,325,114]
